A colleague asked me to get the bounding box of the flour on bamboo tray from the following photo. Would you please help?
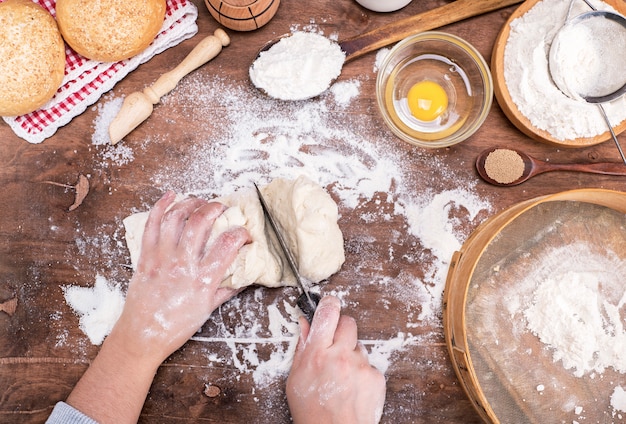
[507,242,626,416]
[521,244,626,378]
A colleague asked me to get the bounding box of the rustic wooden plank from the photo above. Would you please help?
[0,0,625,423]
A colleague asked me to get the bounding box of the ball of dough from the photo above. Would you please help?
[0,0,65,116]
[123,176,345,290]
[56,0,166,62]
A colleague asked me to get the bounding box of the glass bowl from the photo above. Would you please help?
[376,32,493,148]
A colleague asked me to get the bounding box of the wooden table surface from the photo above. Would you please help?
[1,0,625,423]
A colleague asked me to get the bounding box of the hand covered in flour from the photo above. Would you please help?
[114,191,250,365]
[62,192,249,424]
[286,296,387,424]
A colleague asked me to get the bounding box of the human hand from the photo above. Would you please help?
[64,192,250,423]
[110,191,250,366]
[286,296,387,424]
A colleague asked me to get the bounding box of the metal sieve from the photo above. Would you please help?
[549,0,626,163]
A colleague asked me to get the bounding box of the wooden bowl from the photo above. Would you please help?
[492,0,626,147]
[205,0,280,32]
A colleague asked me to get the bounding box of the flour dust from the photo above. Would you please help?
[59,54,494,418]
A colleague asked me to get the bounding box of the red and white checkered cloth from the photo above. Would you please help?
[1,0,199,144]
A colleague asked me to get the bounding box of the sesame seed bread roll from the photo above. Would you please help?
[0,0,66,116]
[56,0,167,62]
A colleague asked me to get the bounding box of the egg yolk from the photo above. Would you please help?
[406,80,448,121]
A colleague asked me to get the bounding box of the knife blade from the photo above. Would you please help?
[254,184,320,321]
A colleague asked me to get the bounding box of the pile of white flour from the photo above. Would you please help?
[504,0,626,140]
[63,275,125,346]
[502,241,626,418]
[249,31,346,101]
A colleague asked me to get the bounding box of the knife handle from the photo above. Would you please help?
[297,292,321,323]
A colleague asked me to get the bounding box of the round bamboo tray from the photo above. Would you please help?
[491,0,626,147]
[443,188,626,423]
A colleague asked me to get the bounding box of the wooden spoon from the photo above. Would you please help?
[251,0,523,99]
[476,147,626,186]
[340,0,522,62]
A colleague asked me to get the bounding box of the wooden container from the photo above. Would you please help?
[491,0,626,147]
[204,0,280,31]
[444,189,626,423]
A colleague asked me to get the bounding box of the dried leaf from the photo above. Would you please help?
[204,384,221,397]
[69,174,90,211]
[42,181,73,189]
[42,174,90,211]
[0,297,17,316]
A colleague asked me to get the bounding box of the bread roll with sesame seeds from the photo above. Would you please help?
[0,0,66,116]
[56,0,166,62]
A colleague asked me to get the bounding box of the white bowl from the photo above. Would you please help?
[354,0,412,12]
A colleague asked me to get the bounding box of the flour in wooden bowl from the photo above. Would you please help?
[503,0,626,141]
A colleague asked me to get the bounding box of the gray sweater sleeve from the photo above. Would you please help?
[46,402,99,424]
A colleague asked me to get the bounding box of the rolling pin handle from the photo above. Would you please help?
[108,28,230,144]
[149,29,231,102]
[109,92,154,145]
[142,86,161,105]
[214,28,230,47]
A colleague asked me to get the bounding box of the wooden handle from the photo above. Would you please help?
[537,160,626,176]
[340,0,523,61]
[109,29,230,144]
[108,92,155,145]
[144,28,230,103]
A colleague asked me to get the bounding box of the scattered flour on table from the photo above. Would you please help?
[366,332,412,374]
[398,188,491,321]
[330,80,361,107]
[152,75,403,210]
[612,386,626,415]
[63,275,125,346]
[90,94,135,166]
[73,61,492,390]
[91,95,122,146]
[374,48,390,73]
[191,296,301,387]
[503,0,626,140]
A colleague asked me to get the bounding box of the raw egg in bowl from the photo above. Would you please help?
[376,32,493,148]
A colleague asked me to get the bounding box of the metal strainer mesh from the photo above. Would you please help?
[465,200,626,422]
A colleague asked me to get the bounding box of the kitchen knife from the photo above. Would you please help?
[254,184,320,322]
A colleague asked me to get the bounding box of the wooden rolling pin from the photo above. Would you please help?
[109,28,230,144]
